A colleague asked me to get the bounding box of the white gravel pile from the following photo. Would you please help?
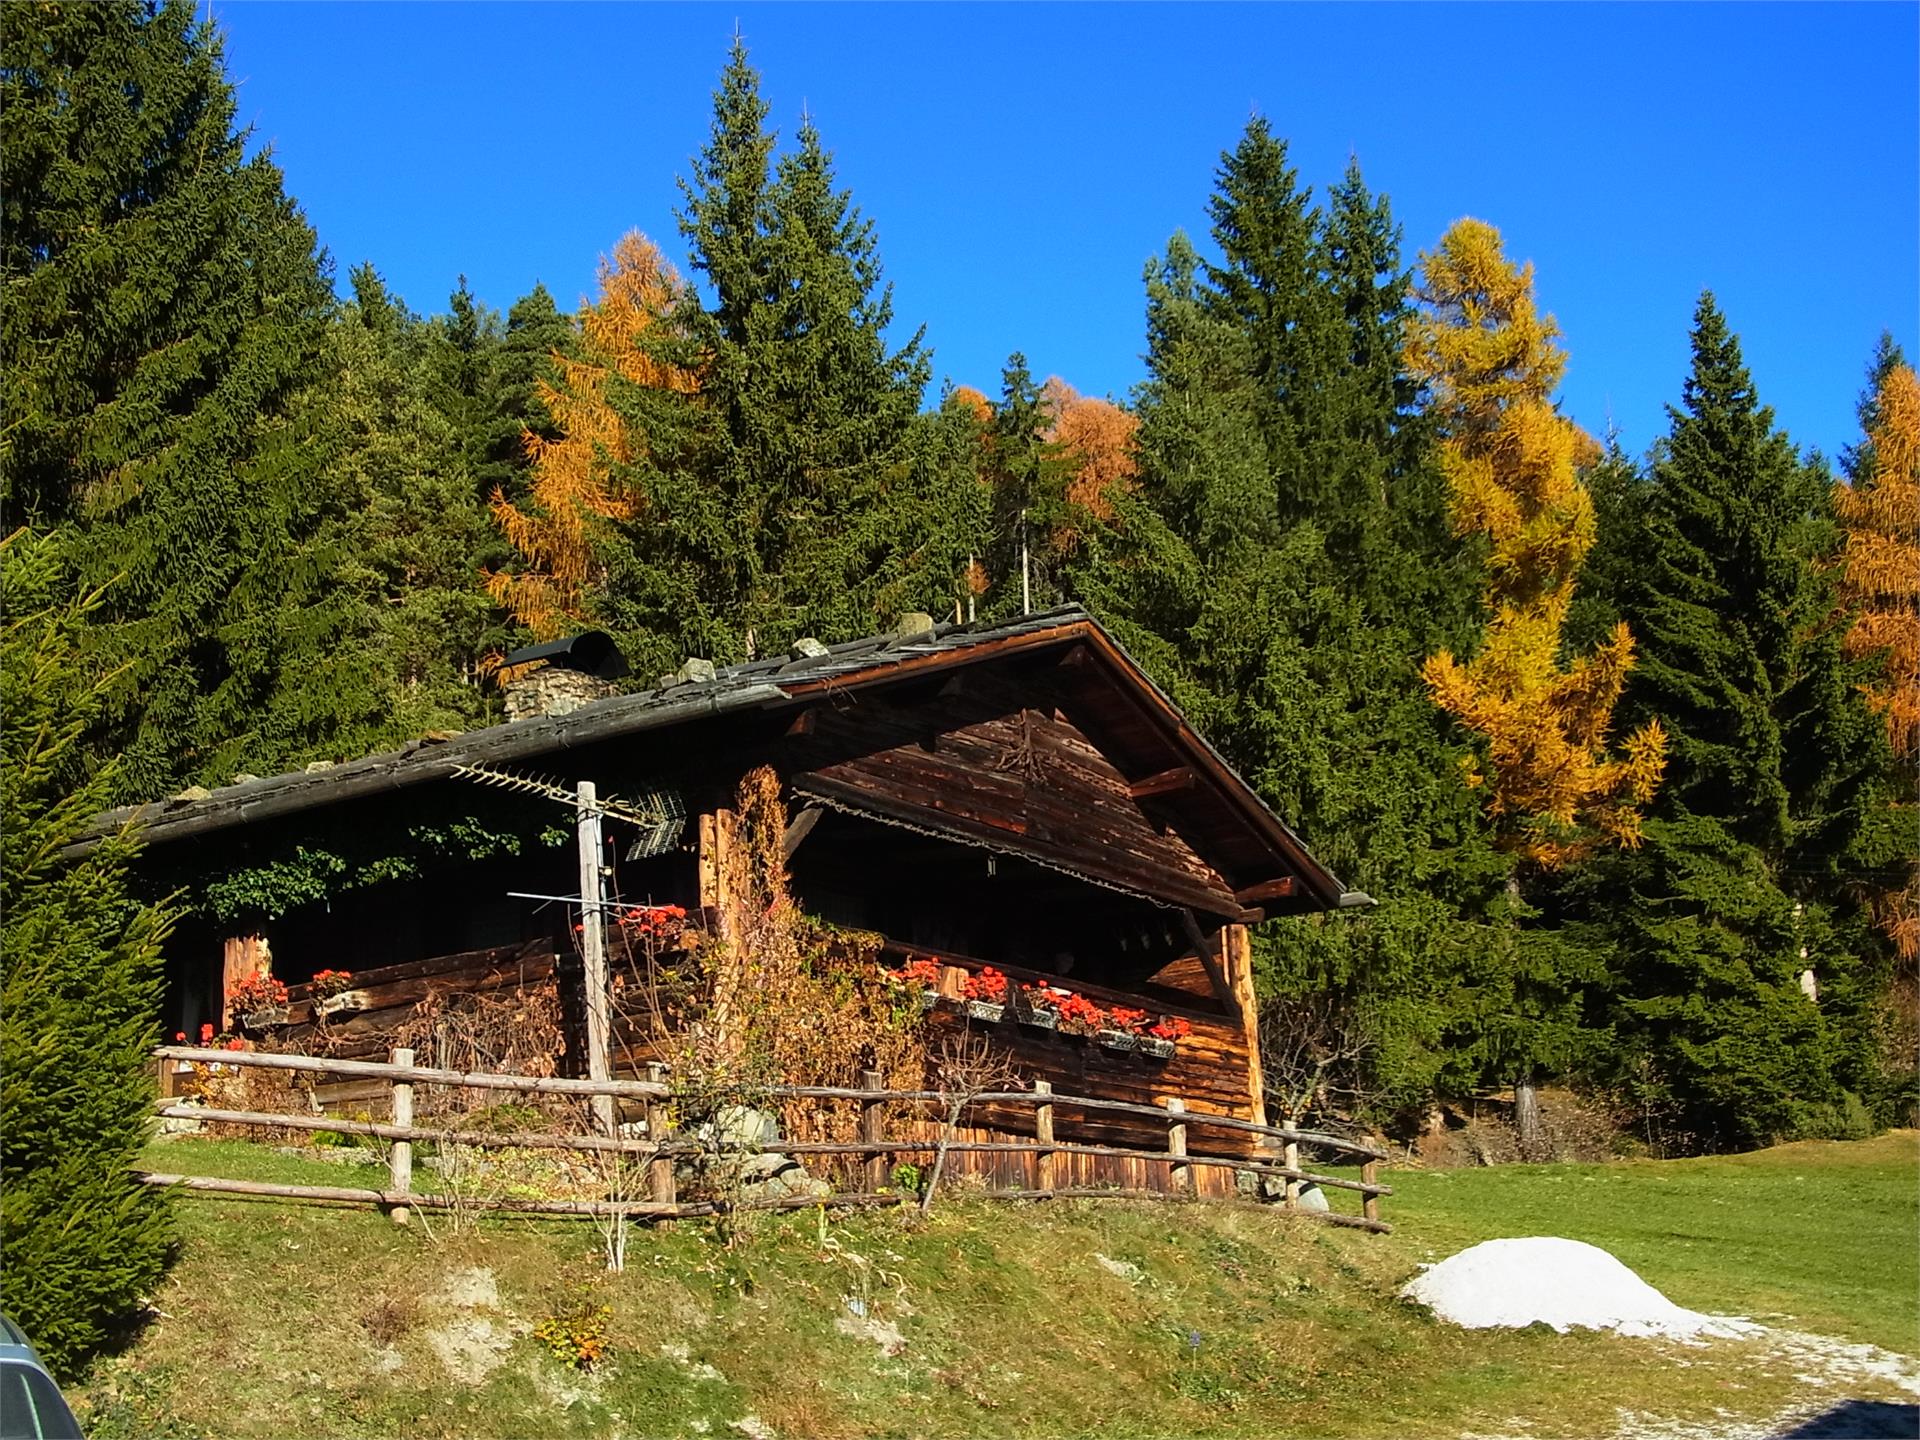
[1401,1237,1760,1340]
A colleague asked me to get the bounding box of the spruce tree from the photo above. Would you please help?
[302,268,503,746]
[0,531,174,1379]
[1,0,341,797]
[1580,294,1888,1147]
[1080,140,1505,1122]
[984,353,1077,614]
[638,40,930,661]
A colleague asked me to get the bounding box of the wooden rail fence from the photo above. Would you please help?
[147,1045,1393,1232]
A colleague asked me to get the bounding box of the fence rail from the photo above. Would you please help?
[148,1044,1392,1232]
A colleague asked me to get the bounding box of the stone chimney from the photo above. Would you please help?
[504,665,619,722]
[498,630,629,722]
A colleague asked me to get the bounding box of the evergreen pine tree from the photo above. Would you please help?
[1578,294,1888,1147]
[0,531,174,1379]
[1,0,342,797]
[305,268,503,744]
[628,40,930,663]
[983,353,1076,614]
[480,283,576,506]
[1080,142,1505,1121]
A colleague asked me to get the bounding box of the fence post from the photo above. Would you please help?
[1283,1139,1301,1209]
[1033,1080,1054,1194]
[388,1047,414,1226]
[1166,1097,1191,1196]
[1362,1160,1380,1225]
[644,1064,676,1209]
[860,1070,887,1194]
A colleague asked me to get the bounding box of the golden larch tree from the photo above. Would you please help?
[1041,377,1139,520]
[1836,360,1920,961]
[486,232,696,639]
[1407,219,1664,866]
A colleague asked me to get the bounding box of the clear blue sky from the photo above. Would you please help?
[219,2,1916,463]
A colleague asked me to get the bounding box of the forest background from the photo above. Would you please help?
[2,9,1915,1364]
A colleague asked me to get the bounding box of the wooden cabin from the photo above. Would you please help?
[80,608,1367,1196]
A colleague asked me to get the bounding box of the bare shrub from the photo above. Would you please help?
[1258,991,1377,1128]
[921,1027,1021,1215]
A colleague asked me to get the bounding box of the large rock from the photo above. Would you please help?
[696,1105,781,1150]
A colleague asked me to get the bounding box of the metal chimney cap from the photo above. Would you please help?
[501,630,630,681]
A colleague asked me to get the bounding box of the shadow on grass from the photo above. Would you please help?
[1777,1399,1920,1437]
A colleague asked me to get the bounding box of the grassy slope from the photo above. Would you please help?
[79,1133,1918,1440]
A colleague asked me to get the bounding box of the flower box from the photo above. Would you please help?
[1140,1036,1177,1060]
[1017,1006,1060,1032]
[964,1000,1006,1023]
[315,990,365,1019]
[241,1006,289,1029]
[1096,1028,1139,1052]
[915,990,938,1013]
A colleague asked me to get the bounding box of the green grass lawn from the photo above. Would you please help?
[78,1131,1918,1440]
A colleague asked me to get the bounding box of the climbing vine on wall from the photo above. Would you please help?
[157,797,571,923]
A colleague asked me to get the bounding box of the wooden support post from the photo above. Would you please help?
[388,1047,414,1227]
[220,932,271,1032]
[861,1070,888,1194]
[645,1064,677,1208]
[1283,1139,1301,1209]
[1223,923,1266,1132]
[1362,1161,1380,1225]
[1167,1097,1191,1196]
[576,781,616,1137]
[1033,1080,1055,1193]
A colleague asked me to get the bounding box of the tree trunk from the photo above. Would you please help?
[1514,1074,1545,1161]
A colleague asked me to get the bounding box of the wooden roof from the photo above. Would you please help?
[69,608,1363,920]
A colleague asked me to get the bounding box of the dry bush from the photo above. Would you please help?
[393,984,567,1102]
[183,1036,320,1141]
[643,766,928,1189]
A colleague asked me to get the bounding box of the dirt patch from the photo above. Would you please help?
[422,1265,518,1385]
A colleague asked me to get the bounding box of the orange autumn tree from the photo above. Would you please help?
[1041,377,1139,520]
[1837,357,1920,961]
[1407,219,1665,867]
[486,232,697,638]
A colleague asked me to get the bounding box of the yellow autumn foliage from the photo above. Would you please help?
[1838,362,1920,758]
[486,232,696,640]
[1837,361,1920,960]
[1408,219,1665,867]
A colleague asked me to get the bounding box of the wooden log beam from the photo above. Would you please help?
[780,804,825,860]
[152,1045,670,1099]
[152,1104,679,1156]
[1178,908,1241,1017]
[1128,766,1195,800]
[149,1048,1391,1159]
[138,1173,1389,1231]
[1233,876,1296,904]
